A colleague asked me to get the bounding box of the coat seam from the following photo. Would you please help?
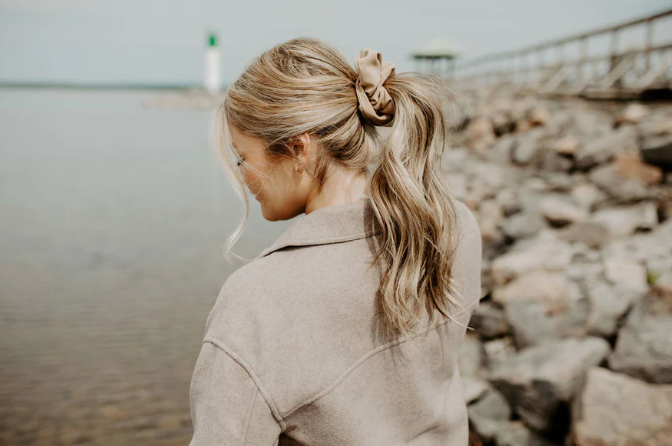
[203,337,287,432]
[283,299,479,418]
[241,387,258,445]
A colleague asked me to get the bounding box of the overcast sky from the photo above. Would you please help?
[0,0,670,85]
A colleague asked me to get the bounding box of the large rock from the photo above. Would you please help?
[491,231,574,285]
[556,222,610,248]
[612,152,663,186]
[602,219,672,288]
[527,105,551,126]
[483,337,517,370]
[585,281,647,338]
[462,376,490,404]
[547,295,590,339]
[489,337,610,433]
[571,367,672,446]
[570,109,614,141]
[489,134,517,163]
[588,161,651,202]
[575,125,638,170]
[570,181,607,211]
[513,127,545,165]
[467,388,512,441]
[555,135,579,155]
[602,257,648,292]
[469,301,510,340]
[465,117,496,152]
[493,270,573,315]
[608,285,672,384]
[538,195,589,226]
[504,300,557,350]
[641,133,672,170]
[476,199,505,243]
[501,211,546,241]
[590,202,658,238]
[616,103,649,125]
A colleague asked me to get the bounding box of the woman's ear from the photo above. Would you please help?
[290,133,314,162]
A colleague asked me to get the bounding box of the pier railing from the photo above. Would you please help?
[451,8,672,99]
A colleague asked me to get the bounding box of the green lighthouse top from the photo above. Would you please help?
[208,33,217,47]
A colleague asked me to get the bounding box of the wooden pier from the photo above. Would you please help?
[449,8,672,100]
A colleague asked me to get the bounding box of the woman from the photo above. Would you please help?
[188,37,483,446]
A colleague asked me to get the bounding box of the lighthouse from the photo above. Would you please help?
[204,32,221,94]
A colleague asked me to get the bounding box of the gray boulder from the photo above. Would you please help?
[489,337,610,433]
[571,367,672,446]
[608,285,672,384]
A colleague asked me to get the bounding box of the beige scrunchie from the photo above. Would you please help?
[354,48,396,126]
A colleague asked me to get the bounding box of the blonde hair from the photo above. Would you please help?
[212,37,469,339]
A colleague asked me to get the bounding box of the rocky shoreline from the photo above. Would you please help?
[442,90,672,446]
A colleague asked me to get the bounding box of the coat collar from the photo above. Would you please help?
[255,198,383,259]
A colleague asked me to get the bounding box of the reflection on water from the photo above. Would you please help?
[0,89,292,445]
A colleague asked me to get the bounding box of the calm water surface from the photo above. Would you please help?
[0,89,292,446]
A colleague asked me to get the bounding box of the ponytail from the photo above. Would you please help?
[367,72,469,339]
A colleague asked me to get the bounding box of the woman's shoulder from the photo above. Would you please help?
[452,198,481,243]
[449,197,483,311]
[203,259,277,336]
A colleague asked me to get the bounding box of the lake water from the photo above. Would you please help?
[0,89,293,446]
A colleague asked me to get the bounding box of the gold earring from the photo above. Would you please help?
[295,164,305,176]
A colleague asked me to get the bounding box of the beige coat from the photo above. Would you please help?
[188,197,483,445]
